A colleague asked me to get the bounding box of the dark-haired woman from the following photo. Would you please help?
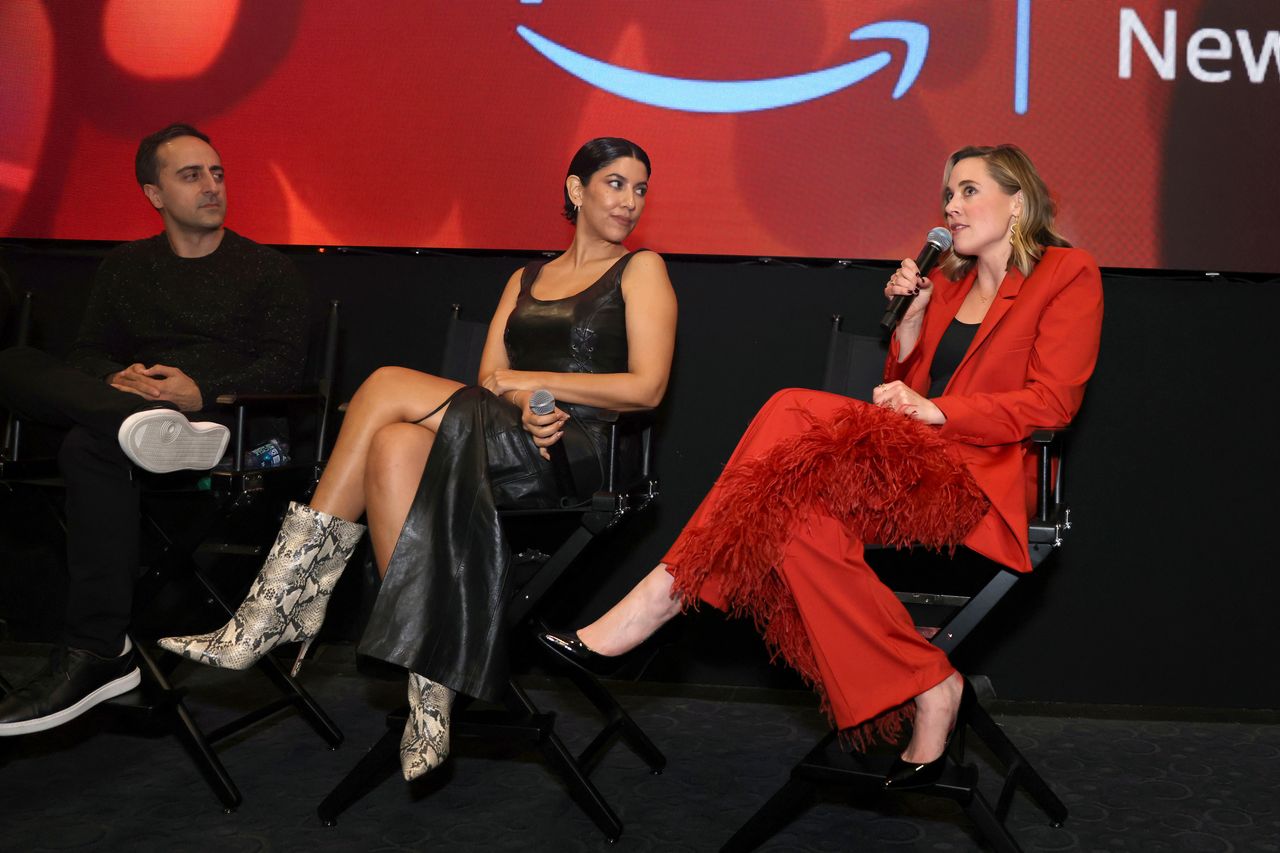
[542,144,1102,787]
[160,138,677,780]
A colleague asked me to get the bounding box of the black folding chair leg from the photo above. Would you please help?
[506,527,595,625]
[184,558,343,748]
[504,679,624,841]
[963,789,1025,853]
[537,726,624,841]
[562,667,665,774]
[964,703,1069,826]
[253,654,343,748]
[135,642,242,812]
[317,724,401,826]
[719,776,818,853]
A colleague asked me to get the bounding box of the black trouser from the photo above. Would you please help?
[0,346,151,657]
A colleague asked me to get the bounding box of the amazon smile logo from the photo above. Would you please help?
[516,21,929,113]
[516,0,1035,115]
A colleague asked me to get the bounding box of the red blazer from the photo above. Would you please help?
[884,246,1104,572]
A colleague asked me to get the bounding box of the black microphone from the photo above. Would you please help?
[529,389,576,503]
[880,226,954,333]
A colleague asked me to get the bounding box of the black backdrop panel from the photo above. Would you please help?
[1,242,1275,711]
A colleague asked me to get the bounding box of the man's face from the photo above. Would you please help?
[143,135,226,232]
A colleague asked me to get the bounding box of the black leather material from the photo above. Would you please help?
[358,387,568,700]
[358,253,649,700]
[503,253,634,379]
[0,645,139,730]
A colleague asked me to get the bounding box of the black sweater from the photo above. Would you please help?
[66,230,308,400]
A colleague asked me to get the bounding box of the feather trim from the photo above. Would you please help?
[667,400,988,742]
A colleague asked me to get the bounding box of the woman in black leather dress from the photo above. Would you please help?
[159,138,677,780]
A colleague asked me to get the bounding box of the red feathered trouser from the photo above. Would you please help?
[663,389,990,746]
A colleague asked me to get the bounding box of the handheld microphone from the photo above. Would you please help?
[529,389,576,502]
[880,226,953,333]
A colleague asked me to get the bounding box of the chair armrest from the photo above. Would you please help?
[1029,428,1069,524]
[212,389,328,474]
[597,410,658,491]
[1029,428,1067,445]
[215,391,323,407]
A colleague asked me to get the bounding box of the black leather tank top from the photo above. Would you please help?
[504,251,640,375]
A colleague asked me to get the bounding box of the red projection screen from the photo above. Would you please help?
[1,1,1278,272]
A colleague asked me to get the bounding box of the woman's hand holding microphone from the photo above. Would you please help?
[876,258,945,425]
[884,257,934,328]
[482,370,568,459]
[524,389,568,460]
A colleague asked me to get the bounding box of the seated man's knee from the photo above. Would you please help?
[0,345,49,379]
[57,425,128,475]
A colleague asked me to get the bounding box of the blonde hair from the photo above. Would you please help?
[938,144,1070,280]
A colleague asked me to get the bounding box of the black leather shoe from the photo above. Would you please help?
[538,621,673,678]
[883,749,950,790]
[538,629,618,673]
[0,643,141,736]
[883,678,974,790]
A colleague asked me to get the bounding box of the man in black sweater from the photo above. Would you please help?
[0,124,306,735]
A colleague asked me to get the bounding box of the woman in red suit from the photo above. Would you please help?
[540,144,1103,786]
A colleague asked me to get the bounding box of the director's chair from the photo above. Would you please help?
[0,296,346,812]
[316,304,666,841]
[721,315,1071,853]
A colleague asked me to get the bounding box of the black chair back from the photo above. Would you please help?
[2,291,34,461]
[440,304,488,385]
[212,298,340,480]
[822,314,887,402]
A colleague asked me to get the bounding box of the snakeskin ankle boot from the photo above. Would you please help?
[158,502,365,674]
[400,673,455,781]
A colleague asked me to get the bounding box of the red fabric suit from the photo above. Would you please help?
[664,247,1103,741]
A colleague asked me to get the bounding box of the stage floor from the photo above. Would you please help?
[1,642,1276,852]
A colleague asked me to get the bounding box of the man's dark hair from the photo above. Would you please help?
[135,123,212,187]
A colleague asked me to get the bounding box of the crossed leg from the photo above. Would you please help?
[309,365,462,528]
[363,423,434,576]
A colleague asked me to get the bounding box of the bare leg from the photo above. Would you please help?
[583,561,962,761]
[364,422,435,577]
[155,374,457,672]
[310,366,462,521]
[575,564,683,656]
[900,670,963,763]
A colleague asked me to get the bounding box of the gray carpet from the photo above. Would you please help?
[1,643,1277,852]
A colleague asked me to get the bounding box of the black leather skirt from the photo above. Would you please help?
[356,386,607,700]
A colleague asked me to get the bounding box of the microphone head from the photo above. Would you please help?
[926,226,953,251]
[529,388,556,415]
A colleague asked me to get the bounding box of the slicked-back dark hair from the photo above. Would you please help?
[135,123,212,187]
[563,137,651,222]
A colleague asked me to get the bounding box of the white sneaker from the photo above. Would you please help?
[117,409,230,473]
